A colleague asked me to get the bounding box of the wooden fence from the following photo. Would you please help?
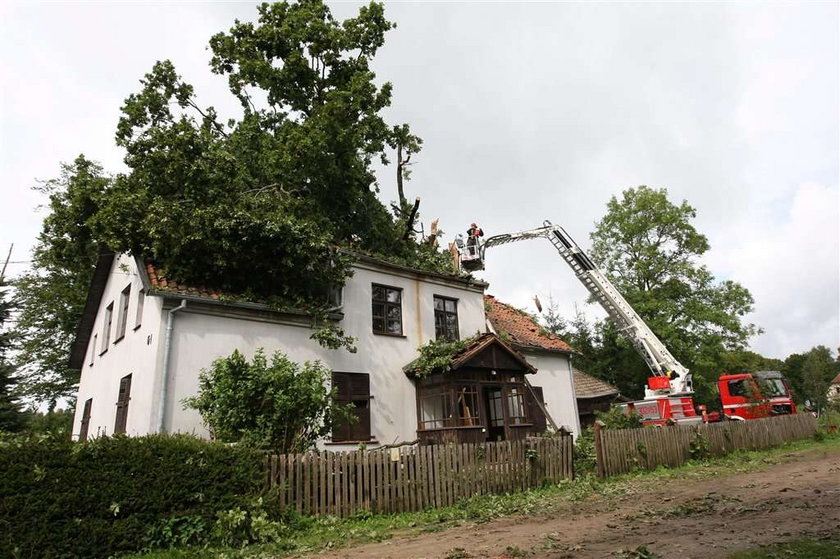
[594,412,818,477]
[268,436,573,517]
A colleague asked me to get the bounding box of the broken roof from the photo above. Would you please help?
[484,295,573,354]
[403,332,538,377]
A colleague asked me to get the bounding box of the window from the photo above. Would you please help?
[89,334,97,366]
[487,389,505,427]
[101,302,113,354]
[134,288,145,330]
[115,285,130,342]
[371,284,402,335]
[419,388,454,430]
[79,398,92,442]
[455,385,479,426]
[114,374,132,434]
[332,372,371,442]
[506,387,527,425]
[728,379,752,399]
[526,386,547,433]
[434,296,459,341]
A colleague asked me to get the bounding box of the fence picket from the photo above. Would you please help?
[595,414,817,477]
[264,434,574,518]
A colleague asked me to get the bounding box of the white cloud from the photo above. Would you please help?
[707,182,839,358]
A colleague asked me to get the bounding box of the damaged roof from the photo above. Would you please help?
[145,263,224,300]
[484,295,573,354]
[404,332,538,377]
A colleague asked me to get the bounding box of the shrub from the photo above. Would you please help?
[0,433,265,557]
[573,428,597,476]
[184,349,349,454]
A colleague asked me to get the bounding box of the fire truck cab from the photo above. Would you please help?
[718,371,797,420]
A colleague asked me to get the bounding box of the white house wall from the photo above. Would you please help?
[164,262,487,448]
[72,254,165,440]
[524,351,582,438]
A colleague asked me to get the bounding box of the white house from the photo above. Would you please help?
[70,252,581,448]
[829,373,840,403]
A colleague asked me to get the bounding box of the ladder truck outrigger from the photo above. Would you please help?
[455,220,796,425]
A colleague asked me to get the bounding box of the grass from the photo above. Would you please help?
[727,533,840,558]
[133,434,840,558]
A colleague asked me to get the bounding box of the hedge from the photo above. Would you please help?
[0,433,265,558]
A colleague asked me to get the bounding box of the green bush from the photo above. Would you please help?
[0,433,265,558]
[573,428,597,476]
[184,349,350,454]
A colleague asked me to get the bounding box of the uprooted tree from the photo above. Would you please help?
[14,1,452,404]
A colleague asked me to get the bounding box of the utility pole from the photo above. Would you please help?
[0,244,12,282]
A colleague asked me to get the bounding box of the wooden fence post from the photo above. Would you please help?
[593,420,606,478]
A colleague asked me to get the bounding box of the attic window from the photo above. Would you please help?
[134,289,145,330]
[115,284,130,342]
[100,302,113,354]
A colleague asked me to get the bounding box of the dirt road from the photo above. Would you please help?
[314,444,840,559]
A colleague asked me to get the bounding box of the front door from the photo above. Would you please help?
[483,386,506,441]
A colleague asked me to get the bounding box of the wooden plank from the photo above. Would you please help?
[348,450,356,515]
[410,447,419,511]
[425,444,434,508]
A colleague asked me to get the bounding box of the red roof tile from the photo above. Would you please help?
[831,373,840,385]
[484,295,573,353]
[145,263,223,300]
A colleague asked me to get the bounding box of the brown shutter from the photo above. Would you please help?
[114,374,132,434]
[526,385,547,434]
[332,372,371,442]
[79,398,92,442]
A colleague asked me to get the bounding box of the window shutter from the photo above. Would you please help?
[79,398,92,442]
[526,385,547,433]
[114,374,132,434]
[332,372,371,442]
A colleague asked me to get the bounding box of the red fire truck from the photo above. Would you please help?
[456,220,796,425]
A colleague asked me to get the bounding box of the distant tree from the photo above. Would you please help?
[540,294,568,338]
[184,349,349,453]
[0,278,26,432]
[800,346,835,412]
[719,349,783,375]
[12,156,107,404]
[584,186,759,400]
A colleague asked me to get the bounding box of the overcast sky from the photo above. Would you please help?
[1,2,837,360]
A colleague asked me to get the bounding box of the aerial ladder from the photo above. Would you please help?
[455,220,700,424]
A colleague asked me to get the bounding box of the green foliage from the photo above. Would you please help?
[595,406,643,429]
[309,322,357,353]
[0,433,264,558]
[728,534,840,559]
[94,1,431,308]
[0,278,26,432]
[800,346,836,412]
[688,427,711,461]
[184,349,347,453]
[24,408,74,437]
[570,186,759,400]
[573,428,597,476]
[12,156,108,404]
[405,335,479,378]
[539,294,568,338]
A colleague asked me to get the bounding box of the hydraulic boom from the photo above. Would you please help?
[458,220,693,398]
